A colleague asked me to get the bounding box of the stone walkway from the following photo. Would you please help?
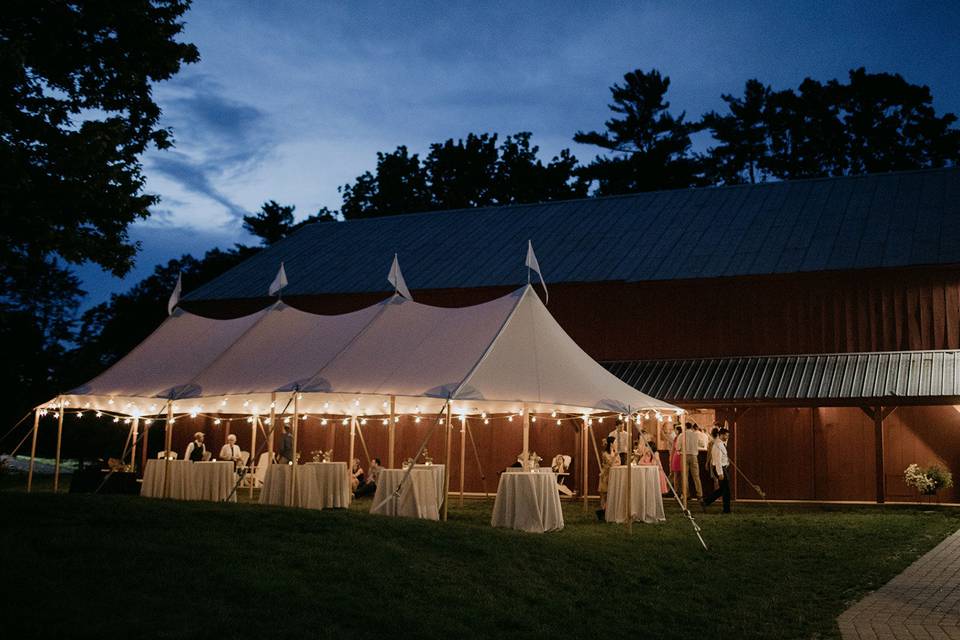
[838,528,960,639]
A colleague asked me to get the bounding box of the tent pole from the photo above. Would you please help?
[268,392,276,462]
[289,394,300,508]
[681,419,689,510]
[348,414,357,477]
[625,414,633,534]
[522,403,530,460]
[388,396,396,468]
[140,419,150,475]
[27,409,40,493]
[582,418,589,512]
[163,401,173,499]
[249,416,257,499]
[458,413,467,506]
[443,404,452,521]
[53,397,64,493]
[355,422,372,467]
[129,417,139,474]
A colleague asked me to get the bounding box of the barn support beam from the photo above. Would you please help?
[860,405,897,504]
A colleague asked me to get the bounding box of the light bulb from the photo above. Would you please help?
[551,410,557,418]
[556,419,561,425]
[321,419,328,425]
[341,418,348,425]
[382,418,388,425]
[214,418,221,425]
[531,416,537,422]
[415,416,421,423]
[508,415,513,422]
[484,418,490,424]
[361,418,367,425]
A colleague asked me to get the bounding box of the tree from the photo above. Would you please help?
[701,79,772,184]
[243,200,296,245]
[574,69,703,194]
[0,0,198,448]
[339,132,585,218]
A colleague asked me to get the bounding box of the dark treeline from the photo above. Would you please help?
[2,1,958,459]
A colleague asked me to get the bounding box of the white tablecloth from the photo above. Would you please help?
[370,465,445,520]
[605,465,666,524]
[491,471,564,533]
[259,462,352,510]
[141,459,236,502]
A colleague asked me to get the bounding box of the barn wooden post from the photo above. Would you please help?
[27,408,40,493]
[861,405,896,504]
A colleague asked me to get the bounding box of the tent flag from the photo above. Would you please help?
[387,253,413,300]
[525,240,548,304]
[167,273,182,316]
[268,262,288,297]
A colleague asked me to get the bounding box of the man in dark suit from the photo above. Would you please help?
[277,425,294,463]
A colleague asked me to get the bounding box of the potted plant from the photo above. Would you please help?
[904,463,954,500]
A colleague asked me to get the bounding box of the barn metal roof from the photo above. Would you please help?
[603,350,960,406]
[186,167,960,301]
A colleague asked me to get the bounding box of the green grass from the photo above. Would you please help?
[1,478,958,639]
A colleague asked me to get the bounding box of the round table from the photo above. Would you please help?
[605,465,666,524]
[491,471,564,533]
[259,462,352,510]
[370,465,445,520]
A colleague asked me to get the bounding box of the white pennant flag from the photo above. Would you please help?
[268,262,288,297]
[167,272,182,316]
[525,240,548,304]
[387,253,413,300]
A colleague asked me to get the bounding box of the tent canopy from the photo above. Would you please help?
[57,286,679,419]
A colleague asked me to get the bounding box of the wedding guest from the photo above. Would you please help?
[636,438,669,494]
[683,422,703,501]
[703,428,731,513]
[350,458,365,492]
[185,432,206,462]
[219,434,243,468]
[277,425,294,464]
[704,427,720,490]
[608,420,630,465]
[597,436,619,520]
[355,457,382,498]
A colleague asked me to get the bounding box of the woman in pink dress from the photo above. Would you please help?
[637,440,670,494]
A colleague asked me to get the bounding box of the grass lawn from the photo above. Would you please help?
[1,478,958,639]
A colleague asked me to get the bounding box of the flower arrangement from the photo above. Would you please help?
[904,463,954,495]
[310,449,334,463]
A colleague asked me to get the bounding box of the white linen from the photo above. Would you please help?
[370,465,445,520]
[259,462,351,510]
[604,465,665,524]
[140,459,236,502]
[491,471,564,533]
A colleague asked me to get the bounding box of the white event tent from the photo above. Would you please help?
[31,284,682,507]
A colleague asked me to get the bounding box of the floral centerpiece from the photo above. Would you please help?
[516,451,542,471]
[904,463,954,496]
[310,449,334,463]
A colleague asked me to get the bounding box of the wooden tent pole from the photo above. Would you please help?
[458,413,467,506]
[348,414,357,475]
[163,401,173,499]
[465,420,487,498]
[582,417,589,512]
[625,414,633,533]
[443,404,453,521]
[129,417,139,474]
[522,403,530,460]
[355,422,372,467]
[267,392,276,461]
[288,394,300,507]
[388,396,396,468]
[53,398,64,493]
[140,419,150,475]
[249,416,257,499]
[27,409,40,493]
[681,418,688,510]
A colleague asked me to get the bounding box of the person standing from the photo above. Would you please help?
[597,436,619,520]
[683,422,703,501]
[608,420,630,465]
[277,425,294,464]
[703,428,731,513]
[185,432,206,462]
[669,424,683,493]
[704,426,720,491]
[219,434,243,469]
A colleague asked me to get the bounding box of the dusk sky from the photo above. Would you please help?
[75,0,960,308]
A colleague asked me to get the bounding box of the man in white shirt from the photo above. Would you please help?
[682,422,703,500]
[608,421,631,465]
[703,428,731,513]
[219,434,243,468]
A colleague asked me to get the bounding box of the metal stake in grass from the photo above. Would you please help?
[728,457,769,507]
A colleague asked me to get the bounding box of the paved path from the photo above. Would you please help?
[838,528,960,639]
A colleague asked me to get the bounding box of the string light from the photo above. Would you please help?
[96,411,103,418]
[484,418,490,424]
[76,412,83,418]
[531,416,537,423]
[341,418,348,425]
[145,419,153,425]
[301,414,307,420]
[214,419,221,425]
[556,419,561,425]
[508,415,513,422]
[264,418,272,425]
[361,418,367,425]
[247,417,254,424]
[481,412,487,419]
[112,417,119,423]
[170,417,176,424]
[551,410,557,418]
[394,416,400,423]
[108,399,114,405]
[415,416,421,423]
[382,418,388,425]
[284,417,291,424]
[321,418,328,425]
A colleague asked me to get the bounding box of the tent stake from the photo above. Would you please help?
[53,397,64,493]
[388,396,396,468]
[443,404,453,520]
[27,408,39,493]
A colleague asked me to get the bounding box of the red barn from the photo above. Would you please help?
[182,167,960,503]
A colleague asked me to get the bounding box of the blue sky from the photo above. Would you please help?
[75,0,960,308]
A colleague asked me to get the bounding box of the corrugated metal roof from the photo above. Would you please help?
[602,350,960,405]
[186,167,960,301]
